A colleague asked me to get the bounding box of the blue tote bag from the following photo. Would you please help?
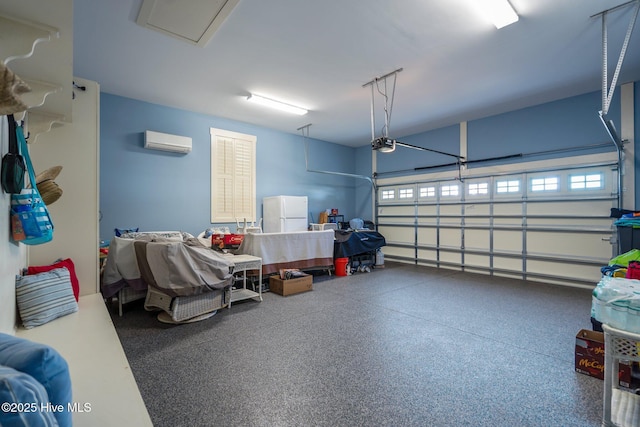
[9,120,54,245]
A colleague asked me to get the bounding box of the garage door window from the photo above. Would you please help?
[441,184,459,197]
[531,176,559,192]
[570,173,603,190]
[468,182,489,196]
[419,186,436,198]
[496,179,520,194]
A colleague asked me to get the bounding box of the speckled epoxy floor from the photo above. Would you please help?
[110,262,603,427]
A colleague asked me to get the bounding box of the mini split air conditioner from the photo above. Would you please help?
[144,130,192,153]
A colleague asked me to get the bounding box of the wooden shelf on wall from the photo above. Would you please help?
[25,110,66,142]
[0,2,72,142]
[20,79,63,110]
[0,15,59,65]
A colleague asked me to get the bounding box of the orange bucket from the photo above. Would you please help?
[334,257,349,276]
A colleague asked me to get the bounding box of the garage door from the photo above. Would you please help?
[377,160,619,288]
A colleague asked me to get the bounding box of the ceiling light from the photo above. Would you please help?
[480,0,519,29]
[246,94,308,115]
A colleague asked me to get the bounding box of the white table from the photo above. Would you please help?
[235,229,334,275]
[227,254,262,307]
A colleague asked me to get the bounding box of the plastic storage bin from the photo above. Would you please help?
[603,323,640,426]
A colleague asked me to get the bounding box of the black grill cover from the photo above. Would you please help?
[334,230,386,258]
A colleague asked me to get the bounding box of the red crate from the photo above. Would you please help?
[211,233,244,249]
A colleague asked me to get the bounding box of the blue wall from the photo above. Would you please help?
[101,82,639,239]
[374,125,461,175]
[354,146,374,220]
[374,89,623,178]
[467,91,618,166]
[100,94,358,240]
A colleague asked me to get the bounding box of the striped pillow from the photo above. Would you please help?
[16,268,78,329]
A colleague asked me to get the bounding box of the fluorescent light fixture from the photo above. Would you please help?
[246,94,308,115]
[481,0,519,29]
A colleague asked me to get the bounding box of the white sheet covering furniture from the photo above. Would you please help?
[101,231,188,299]
[101,236,149,302]
[235,229,334,275]
[101,232,234,322]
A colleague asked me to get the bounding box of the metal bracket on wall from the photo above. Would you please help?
[364,68,465,181]
[298,123,375,190]
[592,0,639,117]
[362,68,403,142]
[591,0,638,209]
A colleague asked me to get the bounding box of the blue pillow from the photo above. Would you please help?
[0,333,71,427]
[114,227,139,237]
[0,365,59,426]
[15,268,78,329]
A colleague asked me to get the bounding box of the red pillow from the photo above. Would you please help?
[27,258,80,301]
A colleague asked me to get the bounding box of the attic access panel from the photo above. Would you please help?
[136,0,239,47]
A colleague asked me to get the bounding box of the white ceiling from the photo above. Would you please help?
[72,0,640,147]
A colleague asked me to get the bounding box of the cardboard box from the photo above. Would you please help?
[269,275,313,296]
[575,329,606,379]
[575,329,633,387]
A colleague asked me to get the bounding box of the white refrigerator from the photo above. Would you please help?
[263,196,308,233]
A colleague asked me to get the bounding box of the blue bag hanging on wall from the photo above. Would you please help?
[9,119,53,245]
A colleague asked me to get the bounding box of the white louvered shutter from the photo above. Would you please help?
[210,128,256,223]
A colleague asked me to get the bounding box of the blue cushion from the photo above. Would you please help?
[0,365,59,426]
[0,333,71,427]
[114,227,138,237]
[15,267,78,329]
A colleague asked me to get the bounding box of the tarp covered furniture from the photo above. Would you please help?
[333,230,386,258]
[101,233,233,323]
